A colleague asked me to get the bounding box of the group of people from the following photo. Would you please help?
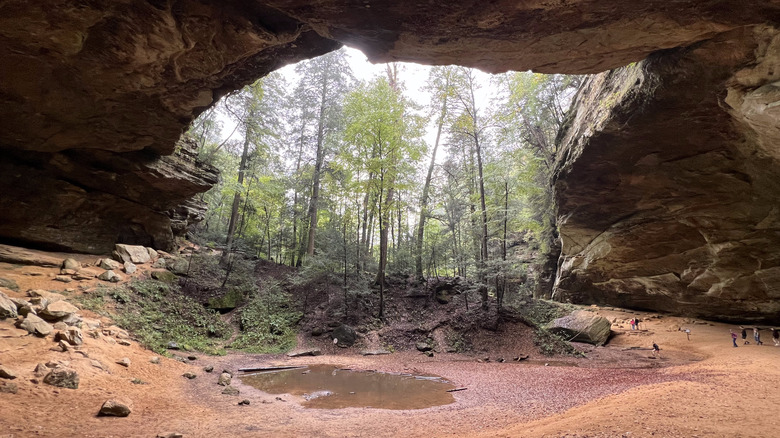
[629,318,641,330]
[730,326,780,347]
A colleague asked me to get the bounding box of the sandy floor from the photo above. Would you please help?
[1,252,780,438]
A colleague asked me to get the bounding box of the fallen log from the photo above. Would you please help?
[237,365,307,373]
[447,388,468,392]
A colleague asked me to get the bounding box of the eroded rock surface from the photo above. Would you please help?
[554,26,780,322]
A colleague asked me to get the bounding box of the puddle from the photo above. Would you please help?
[240,364,456,410]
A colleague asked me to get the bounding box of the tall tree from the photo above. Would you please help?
[415,66,455,280]
[342,76,424,318]
[293,50,353,261]
[450,67,492,308]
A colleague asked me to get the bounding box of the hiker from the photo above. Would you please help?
[635,318,641,330]
[753,327,763,345]
[741,326,749,345]
[730,330,738,347]
[652,342,660,357]
[630,318,635,330]
[772,328,780,347]
[684,328,691,341]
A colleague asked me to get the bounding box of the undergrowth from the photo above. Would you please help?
[77,279,230,355]
[230,282,302,353]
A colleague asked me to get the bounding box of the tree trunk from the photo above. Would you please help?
[223,133,251,265]
[305,73,330,259]
[415,88,447,279]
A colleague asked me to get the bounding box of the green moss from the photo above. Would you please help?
[83,280,230,355]
[230,284,301,354]
[207,288,245,311]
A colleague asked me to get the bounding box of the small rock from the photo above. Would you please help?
[203,365,214,373]
[115,244,151,264]
[116,358,131,367]
[72,272,95,281]
[43,368,79,389]
[99,399,133,417]
[81,318,102,329]
[62,258,81,270]
[275,396,285,402]
[0,365,17,380]
[416,342,432,352]
[98,270,122,283]
[153,258,167,269]
[16,314,53,337]
[34,363,49,376]
[0,277,20,291]
[103,325,130,338]
[360,349,391,356]
[98,258,123,270]
[56,339,70,352]
[55,327,83,346]
[217,372,231,386]
[151,270,177,283]
[54,275,73,283]
[173,356,187,363]
[0,381,18,394]
[187,355,197,361]
[167,341,179,350]
[118,339,132,346]
[238,399,250,406]
[0,291,17,319]
[182,373,197,380]
[425,351,434,357]
[156,432,183,438]
[287,349,322,357]
[147,247,159,260]
[53,322,68,331]
[311,327,324,336]
[91,360,108,371]
[39,300,79,321]
[222,385,240,396]
[123,262,137,274]
[150,357,161,364]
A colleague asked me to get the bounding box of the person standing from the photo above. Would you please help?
[630,318,635,330]
[652,342,660,357]
[741,326,749,345]
[753,327,763,345]
[771,328,779,347]
[730,330,738,348]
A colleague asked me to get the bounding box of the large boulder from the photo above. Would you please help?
[0,290,17,319]
[546,310,612,346]
[114,244,151,264]
[332,324,357,348]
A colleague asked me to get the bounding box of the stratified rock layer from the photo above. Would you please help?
[553,27,780,323]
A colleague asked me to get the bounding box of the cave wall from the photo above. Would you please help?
[1,0,780,320]
[553,26,780,323]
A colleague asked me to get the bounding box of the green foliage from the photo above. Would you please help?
[87,280,230,355]
[230,283,302,353]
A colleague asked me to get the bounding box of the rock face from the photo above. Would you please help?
[0,138,218,253]
[546,311,612,346]
[0,2,779,319]
[0,1,779,255]
[554,27,780,323]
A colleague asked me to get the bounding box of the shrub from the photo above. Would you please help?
[230,283,302,353]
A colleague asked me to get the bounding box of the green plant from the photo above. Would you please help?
[86,280,230,355]
[230,283,301,353]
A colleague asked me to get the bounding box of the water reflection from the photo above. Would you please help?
[240,364,456,410]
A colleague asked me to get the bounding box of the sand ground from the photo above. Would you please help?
[1,252,779,438]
